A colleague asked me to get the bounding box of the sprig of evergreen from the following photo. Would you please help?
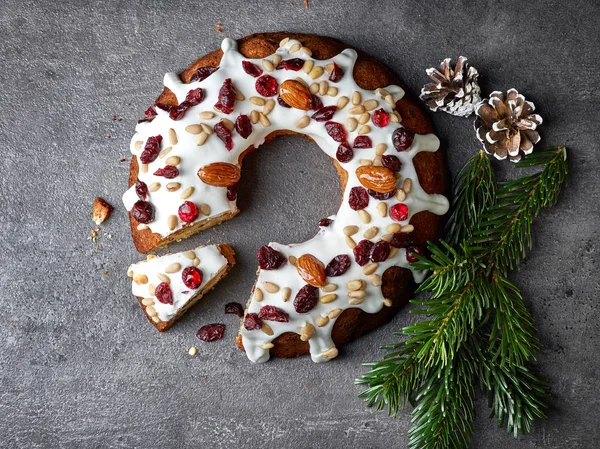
[356,147,567,449]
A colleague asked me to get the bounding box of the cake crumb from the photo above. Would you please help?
[93,197,113,225]
[304,0,309,8]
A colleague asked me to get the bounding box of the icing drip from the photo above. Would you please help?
[124,38,449,363]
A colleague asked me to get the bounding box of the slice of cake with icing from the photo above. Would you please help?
[123,32,449,361]
[127,244,235,331]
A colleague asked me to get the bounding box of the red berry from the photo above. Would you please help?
[381,154,402,172]
[329,62,344,82]
[235,114,252,139]
[242,60,263,77]
[140,135,162,164]
[372,108,389,127]
[153,165,179,179]
[311,105,337,122]
[353,240,374,266]
[326,255,351,277]
[169,102,191,121]
[131,200,154,224]
[276,58,305,71]
[196,323,225,342]
[349,186,369,210]
[390,203,409,221]
[258,305,289,322]
[319,218,332,227]
[226,183,238,201]
[190,66,218,82]
[336,142,354,163]
[182,266,203,289]
[325,121,347,142]
[135,179,148,200]
[255,75,278,96]
[310,95,323,110]
[406,246,424,263]
[368,189,395,200]
[214,121,233,151]
[392,128,415,151]
[186,88,205,106]
[370,240,391,262]
[155,282,173,305]
[178,201,199,222]
[390,232,413,248]
[293,284,319,313]
[214,78,237,114]
[353,136,372,149]
[277,96,291,108]
[257,245,286,270]
[244,313,262,330]
[225,302,244,317]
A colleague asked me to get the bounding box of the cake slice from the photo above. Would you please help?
[127,244,235,331]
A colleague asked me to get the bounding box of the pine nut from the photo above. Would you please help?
[165,156,180,166]
[363,262,379,275]
[259,113,271,127]
[133,273,148,285]
[322,283,337,292]
[376,143,387,156]
[349,105,365,115]
[185,124,202,134]
[200,124,213,135]
[328,309,342,319]
[142,297,154,306]
[352,91,361,105]
[250,110,259,124]
[146,306,157,317]
[376,88,390,97]
[157,273,170,284]
[347,280,363,291]
[373,156,383,166]
[272,54,282,66]
[166,182,180,192]
[140,164,148,173]
[261,323,274,335]
[148,284,156,296]
[260,342,274,350]
[168,128,178,145]
[402,178,413,193]
[377,202,388,217]
[250,96,266,106]
[402,224,415,233]
[180,186,194,199]
[385,94,395,106]
[337,96,349,109]
[296,115,310,129]
[319,80,329,96]
[319,293,338,304]
[137,223,148,230]
[235,89,245,101]
[183,250,196,260]
[300,323,315,341]
[262,59,274,72]
[387,223,402,233]
[349,297,365,305]
[222,118,234,131]
[289,43,301,53]
[363,99,378,111]
[358,125,371,135]
[327,87,338,97]
[263,99,275,116]
[343,225,359,236]
[358,113,370,125]
[149,182,161,192]
[359,159,372,166]
[199,203,211,216]
[192,258,200,267]
[370,274,382,287]
[196,132,209,146]
[303,59,314,73]
[199,111,215,119]
[289,255,297,265]
[358,209,371,224]
[396,189,407,201]
[346,117,358,132]
[345,236,357,249]
[281,287,291,302]
[323,347,339,359]
[263,281,279,293]
[254,287,264,302]
[324,63,334,74]
[159,146,172,158]
[316,315,329,327]
[363,226,378,239]
[308,82,319,94]
[167,215,178,230]
[390,111,401,122]
[134,141,142,150]
[301,47,312,56]
[165,262,181,274]
[309,66,324,79]
[151,316,160,323]
[389,247,398,259]
[381,233,393,242]
[384,298,393,307]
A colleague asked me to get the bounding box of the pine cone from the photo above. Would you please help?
[475,89,543,162]
[420,56,481,117]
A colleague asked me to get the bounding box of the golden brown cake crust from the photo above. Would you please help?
[127,32,448,357]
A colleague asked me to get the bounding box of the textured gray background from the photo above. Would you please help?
[1,0,598,448]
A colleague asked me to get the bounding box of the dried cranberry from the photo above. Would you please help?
[336,142,354,163]
[169,102,191,121]
[196,323,225,342]
[225,302,244,317]
[235,114,252,139]
[390,232,413,248]
[370,240,391,262]
[214,121,233,151]
[406,246,424,263]
[277,96,291,108]
[353,136,373,149]
[190,66,218,82]
[244,313,262,330]
[255,75,278,96]
[135,179,148,200]
[257,245,286,270]
[381,154,402,172]
[319,218,332,227]
[349,186,369,210]
[227,183,238,201]
[353,240,374,266]
[153,165,179,179]
[293,284,319,313]
[155,282,173,305]
[325,121,347,142]
[368,189,395,200]
[372,108,389,127]
[182,266,203,289]
[311,105,337,122]
[326,255,351,277]
[140,135,162,164]
[242,60,263,77]
[178,201,199,223]
[276,58,305,71]
[131,200,154,224]
[310,95,323,110]
[185,88,205,106]
[258,305,289,322]
[390,203,409,221]
[214,78,236,114]
[392,128,415,151]
[329,62,344,83]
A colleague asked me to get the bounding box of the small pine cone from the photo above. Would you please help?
[420,56,481,117]
[475,89,543,162]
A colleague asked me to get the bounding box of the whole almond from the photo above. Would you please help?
[279,79,312,110]
[355,165,396,193]
[296,254,326,287]
[197,162,241,187]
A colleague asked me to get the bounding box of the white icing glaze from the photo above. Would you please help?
[123,37,449,362]
[128,245,227,323]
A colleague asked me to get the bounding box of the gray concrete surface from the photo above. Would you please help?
[1,0,599,448]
